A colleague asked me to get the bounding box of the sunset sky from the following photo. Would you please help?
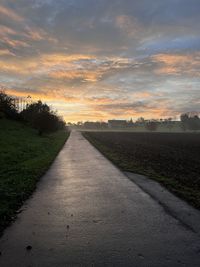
[0,0,200,122]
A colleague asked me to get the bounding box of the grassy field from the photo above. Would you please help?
[0,119,69,235]
[83,131,200,209]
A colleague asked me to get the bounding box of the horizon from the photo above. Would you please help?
[0,0,200,122]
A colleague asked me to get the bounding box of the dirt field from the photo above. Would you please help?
[83,132,200,209]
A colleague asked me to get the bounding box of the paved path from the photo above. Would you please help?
[0,131,200,267]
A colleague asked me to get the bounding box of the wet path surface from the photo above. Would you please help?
[0,131,200,267]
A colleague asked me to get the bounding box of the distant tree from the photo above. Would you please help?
[164,118,174,131]
[127,118,134,127]
[145,121,158,131]
[180,113,200,131]
[188,115,200,131]
[180,113,189,131]
[0,91,18,119]
[135,117,145,126]
[82,121,108,129]
[77,121,83,128]
[100,121,108,129]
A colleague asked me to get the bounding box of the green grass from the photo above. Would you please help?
[0,119,70,235]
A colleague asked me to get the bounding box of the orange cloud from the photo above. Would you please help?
[153,54,188,65]
[0,61,22,73]
[25,28,47,41]
[0,26,29,49]
[4,88,84,104]
[0,52,137,81]
[0,49,15,56]
[153,53,200,76]
[0,18,56,50]
[23,26,58,43]
[132,91,153,98]
[49,69,101,82]
[0,25,17,36]
[41,54,95,66]
[1,36,29,48]
[4,89,51,101]
[63,111,107,123]
[0,5,23,22]
[0,58,38,74]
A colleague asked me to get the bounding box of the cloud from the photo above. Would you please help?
[115,15,140,37]
[139,36,200,54]
[153,52,200,76]
[0,49,15,56]
[0,5,23,22]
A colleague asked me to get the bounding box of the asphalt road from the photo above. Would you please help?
[0,131,200,267]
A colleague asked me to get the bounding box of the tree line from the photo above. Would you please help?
[0,91,66,135]
[68,114,200,131]
[1,90,199,132]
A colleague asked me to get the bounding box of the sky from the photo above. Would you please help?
[0,0,200,122]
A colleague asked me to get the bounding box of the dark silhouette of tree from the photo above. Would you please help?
[127,118,134,128]
[83,121,108,129]
[191,115,200,130]
[163,118,174,131]
[21,101,50,126]
[136,117,145,126]
[21,100,66,135]
[180,113,189,131]
[34,112,63,135]
[145,121,158,131]
[0,91,18,119]
[180,113,200,131]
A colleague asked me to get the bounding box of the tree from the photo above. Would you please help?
[180,113,189,131]
[20,101,50,126]
[21,100,66,135]
[0,91,18,119]
[180,113,200,131]
[136,117,145,125]
[127,118,134,128]
[145,121,158,131]
[189,115,200,130]
[164,118,174,131]
[35,111,59,135]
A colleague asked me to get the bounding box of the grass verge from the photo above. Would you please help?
[83,132,200,209]
[0,119,70,235]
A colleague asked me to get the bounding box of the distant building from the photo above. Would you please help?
[108,120,127,128]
